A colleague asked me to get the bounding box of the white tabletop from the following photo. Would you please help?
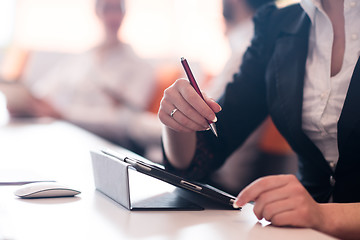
[0,120,336,240]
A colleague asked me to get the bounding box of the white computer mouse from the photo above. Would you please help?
[14,182,81,199]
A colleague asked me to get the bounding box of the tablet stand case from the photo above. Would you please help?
[91,150,203,210]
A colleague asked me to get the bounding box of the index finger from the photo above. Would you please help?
[234,175,291,208]
[179,83,217,123]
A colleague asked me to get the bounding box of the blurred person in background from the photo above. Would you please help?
[1,0,161,157]
[207,0,297,195]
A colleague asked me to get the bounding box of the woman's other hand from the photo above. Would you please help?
[234,175,323,229]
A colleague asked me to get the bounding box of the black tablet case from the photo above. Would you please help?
[91,150,237,211]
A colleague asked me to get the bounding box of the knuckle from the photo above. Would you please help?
[262,206,273,221]
[287,174,297,182]
[289,183,305,195]
[293,184,304,193]
[160,93,166,104]
[159,99,169,112]
[158,106,163,116]
[271,215,284,226]
[253,202,260,215]
[163,87,173,97]
[253,206,262,220]
[158,111,167,122]
[174,78,187,87]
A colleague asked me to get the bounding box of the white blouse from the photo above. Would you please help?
[301,0,360,170]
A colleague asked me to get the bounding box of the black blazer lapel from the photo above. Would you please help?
[266,9,310,133]
[268,9,331,173]
[337,57,360,157]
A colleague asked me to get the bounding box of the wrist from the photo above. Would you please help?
[317,203,348,238]
[162,126,196,170]
[316,204,336,235]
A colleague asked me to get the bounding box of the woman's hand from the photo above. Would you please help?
[234,175,324,229]
[158,78,221,133]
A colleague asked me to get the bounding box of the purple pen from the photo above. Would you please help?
[181,57,218,137]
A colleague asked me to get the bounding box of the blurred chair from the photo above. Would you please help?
[148,64,182,115]
[259,117,294,155]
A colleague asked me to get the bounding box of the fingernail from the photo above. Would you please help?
[213,116,217,122]
[233,200,241,209]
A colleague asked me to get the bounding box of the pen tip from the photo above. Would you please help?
[181,57,185,61]
[209,123,218,137]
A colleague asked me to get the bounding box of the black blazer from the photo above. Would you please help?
[196,4,360,203]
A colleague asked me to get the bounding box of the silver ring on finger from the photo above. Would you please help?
[170,108,178,118]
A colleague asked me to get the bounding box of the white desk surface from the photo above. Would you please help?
[0,120,337,240]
